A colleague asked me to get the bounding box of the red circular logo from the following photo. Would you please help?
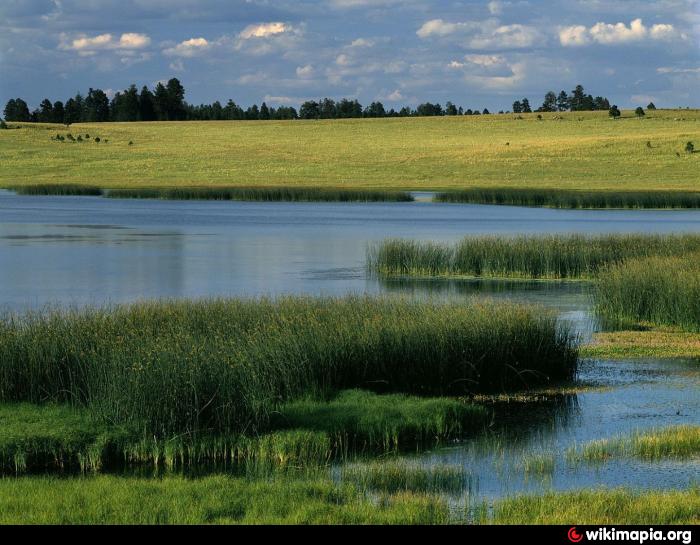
[568,527,584,543]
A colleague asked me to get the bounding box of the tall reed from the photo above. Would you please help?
[0,296,576,437]
[10,184,104,196]
[106,186,414,202]
[368,234,700,279]
[595,255,700,331]
[435,188,700,209]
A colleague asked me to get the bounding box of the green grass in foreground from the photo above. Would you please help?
[596,255,700,331]
[571,426,700,462]
[435,188,700,209]
[482,488,700,525]
[0,296,575,437]
[368,234,700,279]
[0,392,486,473]
[106,187,413,202]
[1,110,698,191]
[0,474,450,524]
[0,475,696,524]
[581,330,700,360]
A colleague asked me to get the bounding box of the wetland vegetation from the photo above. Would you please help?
[368,234,700,280]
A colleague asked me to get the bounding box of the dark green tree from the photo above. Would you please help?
[52,101,65,124]
[3,98,31,121]
[608,105,621,119]
[556,90,570,111]
[138,86,157,121]
[635,106,645,118]
[259,102,270,120]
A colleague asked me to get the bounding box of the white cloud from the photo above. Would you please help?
[468,25,541,49]
[590,18,647,44]
[239,22,289,40]
[118,33,150,49]
[61,32,150,52]
[163,37,210,57]
[560,19,682,46]
[657,66,700,74]
[350,38,374,47]
[335,54,351,66]
[296,64,314,78]
[417,19,541,49]
[559,25,589,46]
[488,1,504,15]
[417,19,470,38]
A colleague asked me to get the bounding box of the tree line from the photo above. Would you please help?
[3,79,645,124]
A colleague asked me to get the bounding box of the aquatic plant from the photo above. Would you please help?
[595,255,700,331]
[106,186,414,202]
[368,234,700,279]
[10,184,104,196]
[0,296,576,437]
[434,188,700,209]
[572,426,700,462]
[341,460,471,494]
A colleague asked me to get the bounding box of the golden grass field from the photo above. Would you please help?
[1,109,698,191]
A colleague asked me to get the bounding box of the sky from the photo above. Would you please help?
[1,0,699,111]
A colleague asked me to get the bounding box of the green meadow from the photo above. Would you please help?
[1,109,698,192]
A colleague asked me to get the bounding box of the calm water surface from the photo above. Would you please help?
[1,190,698,501]
[2,189,700,310]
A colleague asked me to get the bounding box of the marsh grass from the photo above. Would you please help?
[0,296,576,437]
[106,186,414,202]
[273,390,488,453]
[481,488,700,525]
[581,329,700,360]
[368,234,700,279]
[0,474,452,524]
[10,184,104,196]
[571,426,700,462]
[435,188,700,209]
[341,460,471,494]
[596,255,700,331]
[519,452,556,478]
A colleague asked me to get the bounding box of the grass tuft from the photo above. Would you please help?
[341,460,471,494]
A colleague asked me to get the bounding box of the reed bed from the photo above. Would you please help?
[106,186,414,202]
[10,184,104,196]
[572,426,700,462]
[435,188,700,209]
[341,460,471,494]
[273,390,487,453]
[595,255,700,331]
[368,234,700,279]
[0,296,576,437]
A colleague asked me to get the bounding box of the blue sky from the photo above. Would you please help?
[1,0,699,111]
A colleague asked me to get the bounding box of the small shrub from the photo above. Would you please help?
[76,135,83,142]
[635,107,645,118]
[128,141,134,146]
[686,141,695,154]
[0,120,7,130]
[94,137,101,143]
[646,141,652,148]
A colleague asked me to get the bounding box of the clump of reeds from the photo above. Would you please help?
[10,184,104,196]
[572,425,700,462]
[0,296,576,437]
[434,188,700,209]
[368,234,700,279]
[106,186,414,202]
[341,460,471,494]
[595,254,700,330]
[273,390,488,453]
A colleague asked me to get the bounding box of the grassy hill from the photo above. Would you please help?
[1,109,698,191]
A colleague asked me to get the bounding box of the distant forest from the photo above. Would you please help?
[3,78,627,124]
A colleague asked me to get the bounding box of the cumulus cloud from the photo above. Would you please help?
[560,19,682,46]
[239,22,289,39]
[61,32,151,52]
[417,19,541,49]
[162,37,210,57]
